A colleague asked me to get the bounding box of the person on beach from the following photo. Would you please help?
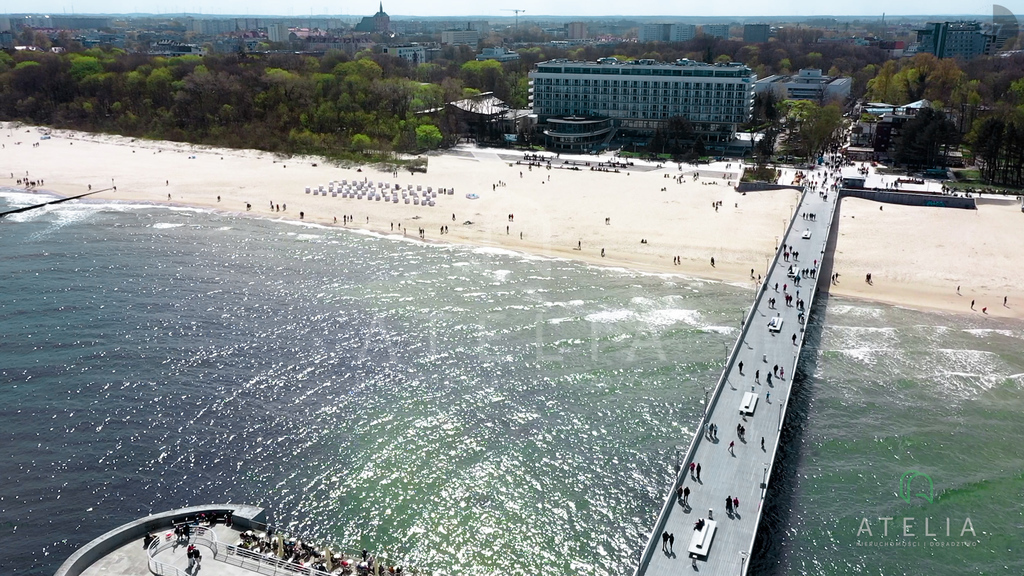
[710,257,715,267]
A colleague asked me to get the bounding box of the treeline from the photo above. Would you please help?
[0,48,528,160]
[865,52,1024,186]
[970,115,1024,187]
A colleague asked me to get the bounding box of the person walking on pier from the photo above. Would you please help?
[733,497,739,512]
[661,531,669,551]
[738,361,744,374]
[669,533,675,551]
[761,436,765,451]
[766,372,772,385]
[726,495,733,515]
[683,486,690,505]
[729,440,735,455]
[689,462,696,478]
[696,463,702,481]
[755,369,759,383]
[780,367,785,379]
[773,364,778,376]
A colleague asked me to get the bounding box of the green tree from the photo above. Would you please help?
[350,133,372,152]
[68,55,103,81]
[894,107,960,167]
[784,101,844,159]
[415,124,443,149]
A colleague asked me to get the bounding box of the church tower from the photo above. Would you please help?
[373,2,390,33]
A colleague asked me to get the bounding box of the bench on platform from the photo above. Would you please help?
[740,392,758,415]
[687,519,717,558]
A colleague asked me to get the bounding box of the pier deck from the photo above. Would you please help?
[637,176,839,576]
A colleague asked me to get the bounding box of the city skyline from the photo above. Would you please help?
[0,0,1011,18]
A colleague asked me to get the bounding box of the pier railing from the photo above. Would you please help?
[147,525,335,576]
[738,183,839,574]
[633,185,806,576]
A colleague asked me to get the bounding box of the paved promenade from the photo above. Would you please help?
[637,167,840,576]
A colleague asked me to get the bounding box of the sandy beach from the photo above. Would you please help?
[2,123,1022,319]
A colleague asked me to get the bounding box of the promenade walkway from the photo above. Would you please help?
[636,162,841,576]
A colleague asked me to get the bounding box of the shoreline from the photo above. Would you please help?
[2,123,1022,321]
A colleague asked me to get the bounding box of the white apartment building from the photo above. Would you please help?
[529,57,756,141]
[382,44,427,64]
[702,24,730,39]
[638,23,696,43]
[754,68,852,102]
[476,46,520,62]
[441,29,480,47]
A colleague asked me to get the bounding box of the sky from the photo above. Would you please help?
[0,0,1015,18]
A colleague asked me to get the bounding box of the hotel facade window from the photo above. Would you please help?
[528,58,756,144]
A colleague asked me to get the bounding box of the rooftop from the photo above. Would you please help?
[536,57,752,71]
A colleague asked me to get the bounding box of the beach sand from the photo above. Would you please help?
[2,123,1022,320]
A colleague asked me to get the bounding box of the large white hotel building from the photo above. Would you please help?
[528,57,757,151]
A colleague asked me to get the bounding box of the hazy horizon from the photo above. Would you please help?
[0,0,1014,18]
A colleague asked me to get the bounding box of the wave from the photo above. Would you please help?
[962,328,1019,339]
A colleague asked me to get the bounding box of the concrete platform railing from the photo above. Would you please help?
[213,540,332,576]
[147,526,221,576]
[53,504,267,576]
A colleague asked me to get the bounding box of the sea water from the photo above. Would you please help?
[1,190,1021,576]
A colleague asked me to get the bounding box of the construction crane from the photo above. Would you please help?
[502,9,525,31]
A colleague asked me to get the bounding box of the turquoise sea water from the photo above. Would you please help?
[1,190,1021,575]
